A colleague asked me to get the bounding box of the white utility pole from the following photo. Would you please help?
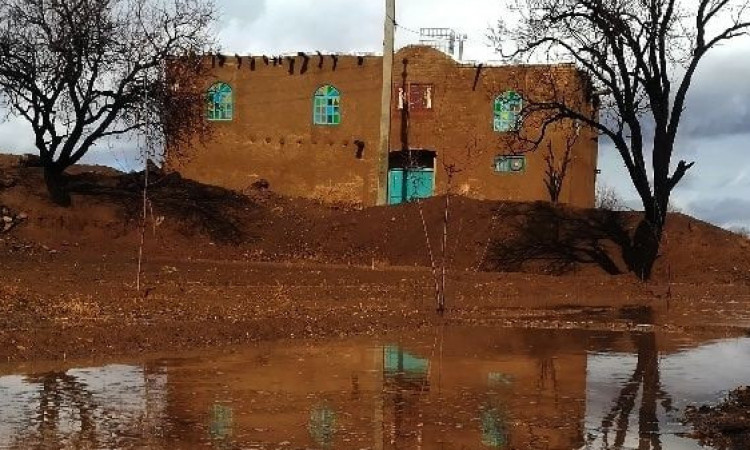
[376,0,396,205]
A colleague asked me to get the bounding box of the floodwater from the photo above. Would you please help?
[0,327,749,449]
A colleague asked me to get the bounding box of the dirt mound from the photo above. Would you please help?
[686,386,750,449]
[2,155,749,282]
[0,156,269,252]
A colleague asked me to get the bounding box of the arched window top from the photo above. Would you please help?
[313,84,341,126]
[207,82,233,121]
[493,91,523,132]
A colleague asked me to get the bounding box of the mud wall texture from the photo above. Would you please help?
[167,46,598,208]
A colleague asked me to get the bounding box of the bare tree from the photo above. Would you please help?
[491,0,750,279]
[596,183,626,211]
[543,135,575,205]
[0,0,215,204]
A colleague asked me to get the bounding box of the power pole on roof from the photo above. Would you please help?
[376,0,396,206]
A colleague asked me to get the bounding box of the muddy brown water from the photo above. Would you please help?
[0,327,748,449]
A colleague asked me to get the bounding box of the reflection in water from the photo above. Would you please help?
[480,403,509,448]
[209,403,233,446]
[0,364,167,449]
[586,334,750,449]
[382,345,431,446]
[488,372,513,387]
[384,345,429,376]
[309,404,337,448]
[596,332,672,450]
[0,328,748,449]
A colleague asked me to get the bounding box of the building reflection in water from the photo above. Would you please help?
[309,403,337,448]
[382,344,430,446]
[3,327,746,448]
[480,402,509,448]
[209,403,233,447]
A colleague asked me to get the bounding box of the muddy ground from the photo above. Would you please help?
[686,386,750,449]
[2,251,750,363]
[0,156,749,365]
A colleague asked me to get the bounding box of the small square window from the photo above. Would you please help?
[494,155,526,174]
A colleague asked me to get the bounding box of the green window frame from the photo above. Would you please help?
[493,91,523,132]
[494,155,526,173]
[313,84,341,125]
[207,82,233,121]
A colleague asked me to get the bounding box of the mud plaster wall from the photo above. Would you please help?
[168,54,383,204]
[391,46,598,208]
[168,47,598,208]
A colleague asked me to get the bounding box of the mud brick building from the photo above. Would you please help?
[167,46,598,207]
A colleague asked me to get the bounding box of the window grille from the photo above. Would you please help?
[206,82,233,121]
[493,91,523,132]
[313,85,341,125]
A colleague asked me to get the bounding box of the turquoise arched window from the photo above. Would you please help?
[207,82,233,121]
[493,91,523,132]
[313,85,341,125]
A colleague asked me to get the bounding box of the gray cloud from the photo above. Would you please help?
[679,45,750,140]
[686,197,750,227]
[598,131,750,228]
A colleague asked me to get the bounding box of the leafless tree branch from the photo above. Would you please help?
[489,0,750,279]
[0,0,216,203]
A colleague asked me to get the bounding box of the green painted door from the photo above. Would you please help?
[388,168,434,205]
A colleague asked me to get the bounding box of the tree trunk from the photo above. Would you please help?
[631,207,664,281]
[637,332,661,450]
[43,164,71,206]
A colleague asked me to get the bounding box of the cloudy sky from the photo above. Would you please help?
[1,0,749,229]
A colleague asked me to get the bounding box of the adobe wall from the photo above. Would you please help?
[167,54,383,204]
[391,46,598,208]
[167,46,598,208]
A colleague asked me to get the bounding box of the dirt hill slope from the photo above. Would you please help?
[1,155,749,283]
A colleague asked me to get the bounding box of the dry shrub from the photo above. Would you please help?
[595,183,625,211]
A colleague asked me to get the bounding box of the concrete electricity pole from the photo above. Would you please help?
[376,0,396,205]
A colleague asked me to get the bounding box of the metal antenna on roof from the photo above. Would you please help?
[418,28,467,61]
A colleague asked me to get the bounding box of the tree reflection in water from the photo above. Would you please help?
[19,371,98,448]
[597,331,674,450]
[3,365,166,449]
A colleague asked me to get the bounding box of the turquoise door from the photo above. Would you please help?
[388,168,434,205]
[388,169,406,205]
